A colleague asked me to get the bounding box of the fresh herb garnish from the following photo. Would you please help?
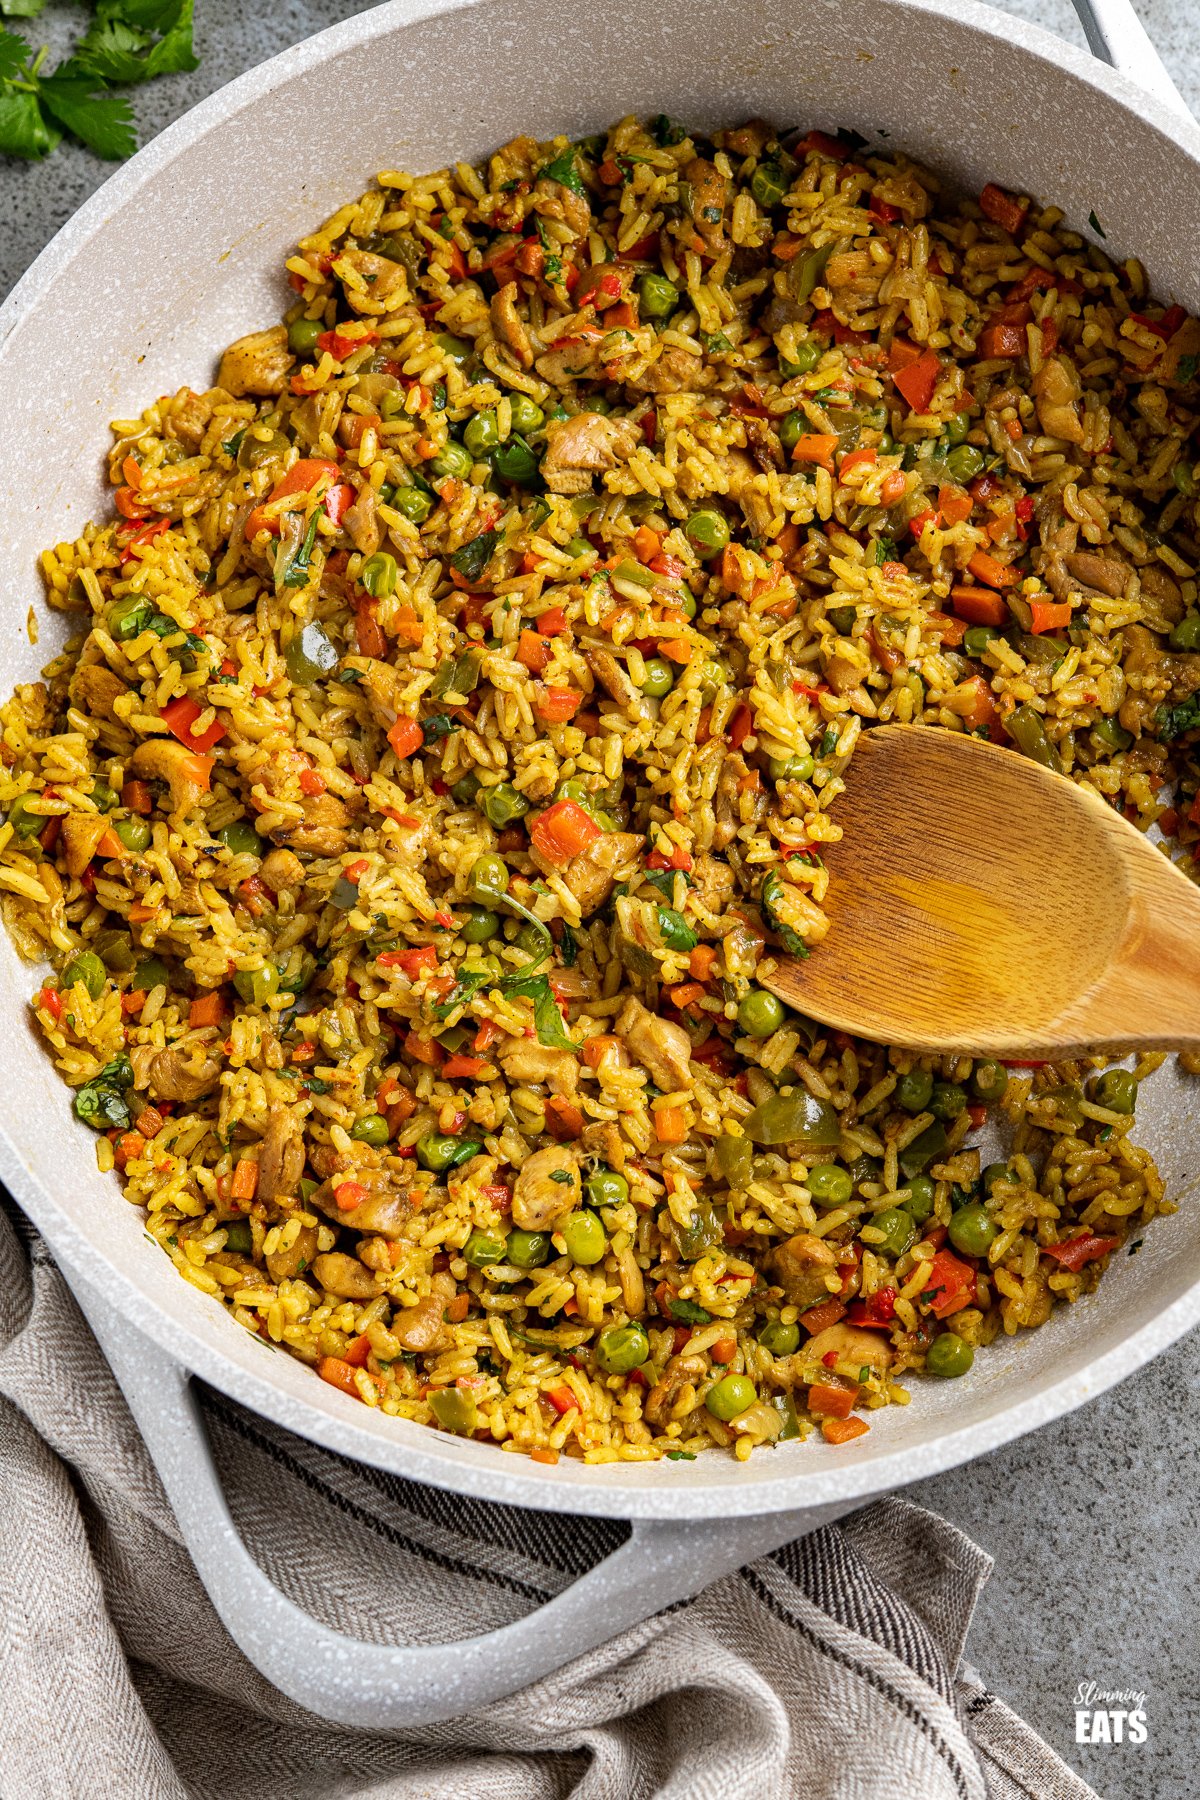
[1088,209,1106,239]
[503,971,574,1049]
[420,712,458,743]
[538,146,586,197]
[651,113,686,147]
[666,1297,711,1325]
[283,510,320,588]
[665,1449,696,1461]
[1177,354,1198,385]
[449,529,499,582]
[761,869,810,959]
[1157,694,1200,741]
[549,1169,572,1184]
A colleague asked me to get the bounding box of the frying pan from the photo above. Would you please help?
[2,0,1198,1728]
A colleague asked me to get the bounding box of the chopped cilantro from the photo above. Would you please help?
[651,113,686,147]
[549,1169,572,1184]
[1177,353,1198,385]
[449,529,499,582]
[1157,694,1200,741]
[538,146,586,197]
[420,712,458,743]
[665,1449,696,1461]
[666,1297,711,1324]
[1088,209,1106,239]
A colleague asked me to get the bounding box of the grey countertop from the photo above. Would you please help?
[2,2,1196,1793]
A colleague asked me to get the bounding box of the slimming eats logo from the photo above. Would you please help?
[1074,1681,1148,1744]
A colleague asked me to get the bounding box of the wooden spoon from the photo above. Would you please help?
[759,723,1200,1058]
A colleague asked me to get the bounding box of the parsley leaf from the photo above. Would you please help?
[73,0,197,84]
[0,77,59,158]
[420,712,458,743]
[449,529,499,582]
[666,1297,711,1324]
[539,147,585,197]
[1088,209,1106,239]
[1157,695,1200,741]
[502,972,574,1049]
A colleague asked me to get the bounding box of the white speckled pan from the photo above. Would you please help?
[2,0,1198,1726]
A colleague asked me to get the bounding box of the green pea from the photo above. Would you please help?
[217,819,262,857]
[596,1322,650,1374]
[506,1228,552,1269]
[466,853,509,904]
[350,1113,389,1146]
[929,1081,967,1121]
[561,1210,607,1265]
[896,1067,933,1113]
[806,1163,853,1207]
[779,340,820,377]
[751,162,788,209]
[897,1174,935,1221]
[61,950,106,1000]
[1170,612,1200,651]
[514,920,545,955]
[114,818,152,853]
[90,781,117,813]
[870,1206,916,1258]
[981,1161,1012,1195]
[684,509,731,556]
[778,410,804,453]
[360,552,397,599]
[462,411,500,460]
[971,1060,1008,1103]
[416,1132,460,1172]
[947,1202,996,1257]
[925,1332,974,1378]
[1091,716,1133,752]
[428,439,473,481]
[827,604,857,635]
[641,657,675,698]
[430,1387,478,1432]
[132,957,169,993]
[463,1228,507,1267]
[1090,1067,1137,1114]
[481,783,528,827]
[461,906,500,943]
[705,1373,756,1420]
[758,1319,800,1356]
[287,315,323,354]
[638,272,679,319]
[508,394,544,434]
[450,775,481,808]
[964,624,1002,657]
[1172,459,1197,497]
[5,794,44,839]
[108,593,155,640]
[580,397,611,415]
[767,754,814,783]
[221,1217,253,1255]
[434,332,472,364]
[391,485,434,523]
[554,780,590,805]
[584,1167,629,1208]
[944,443,985,483]
[737,989,786,1038]
[943,413,971,446]
[233,962,280,1006]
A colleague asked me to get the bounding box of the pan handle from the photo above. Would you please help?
[1067,0,1193,120]
[66,1263,852,1729]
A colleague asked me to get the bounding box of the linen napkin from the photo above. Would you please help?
[0,1197,1097,1800]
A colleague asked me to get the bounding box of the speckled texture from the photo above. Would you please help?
[0,0,1198,1782]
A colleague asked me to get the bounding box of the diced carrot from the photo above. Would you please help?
[799,1297,847,1335]
[633,524,662,562]
[582,1034,619,1069]
[880,469,907,506]
[112,1130,146,1170]
[93,825,126,860]
[318,1357,363,1400]
[530,798,602,865]
[173,751,214,792]
[134,1105,164,1139]
[530,1446,560,1465]
[473,1019,499,1052]
[892,348,940,412]
[822,1416,869,1445]
[445,1293,470,1323]
[298,768,326,797]
[951,586,1009,626]
[667,981,706,1012]
[114,486,148,521]
[442,1053,489,1079]
[978,321,1026,360]
[792,433,839,470]
[394,604,425,647]
[657,636,693,664]
[534,685,582,723]
[384,1091,417,1137]
[545,1383,579,1415]
[387,715,424,760]
[355,606,388,659]
[245,458,343,540]
[230,1158,259,1202]
[342,1332,372,1368]
[188,991,225,1029]
[960,675,1001,737]
[808,1382,858,1419]
[1027,598,1073,634]
[545,1096,585,1141]
[121,779,153,814]
[711,1338,737,1365]
[689,944,718,982]
[127,902,159,924]
[334,1180,368,1212]
[516,629,550,673]
[979,182,1029,237]
[928,610,966,646]
[968,550,1019,589]
[404,1030,444,1066]
[938,483,973,526]
[839,446,877,479]
[655,1105,687,1144]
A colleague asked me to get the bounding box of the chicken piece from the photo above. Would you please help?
[581,1119,626,1171]
[392,1272,457,1352]
[1063,550,1130,598]
[129,737,211,816]
[690,854,735,914]
[683,157,727,253]
[339,654,404,730]
[312,1251,381,1301]
[510,1142,581,1230]
[824,249,884,302]
[491,281,533,368]
[59,813,111,879]
[309,1168,413,1239]
[585,646,639,708]
[628,347,716,395]
[259,848,305,893]
[743,416,786,473]
[69,662,129,723]
[257,1102,305,1205]
[803,1321,894,1380]
[870,170,930,221]
[540,412,640,495]
[337,248,409,316]
[713,749,767,850]
[269,791,353,857]
[616,996,692,1092]
[497,1039,580,1098]
[719,119,773,157]
[720,448,773,537]
[357,1237,394,1273]
[1140,563,1186,628]
[533,174,591,239]
[553,829,642,917]
[534,332,610,387]
[644,1353,706,1426]
[218,325,294,398]
[146,1047,222,1104]
[266,1221,319,1283]
[571,261,636,311]
[166,387,220,451]
[764,1233,840,1310]
[343,484,381,556]
[1033,355,1085,445]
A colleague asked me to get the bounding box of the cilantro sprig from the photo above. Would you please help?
[0,0,197,163]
